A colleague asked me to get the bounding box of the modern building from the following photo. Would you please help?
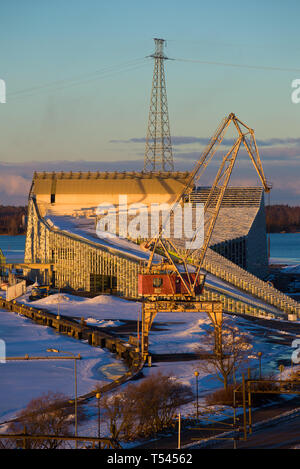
[24,171,268,295]
[24,171,190,296]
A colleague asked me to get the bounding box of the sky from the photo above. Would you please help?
[0,0,300,205]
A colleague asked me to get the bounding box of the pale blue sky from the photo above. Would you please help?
[0,0,300,204]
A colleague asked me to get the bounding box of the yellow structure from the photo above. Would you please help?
[0,248,5,266]
[31,171,191,217]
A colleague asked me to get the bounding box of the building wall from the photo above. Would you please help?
[31,171,191,217]
[25,198,142,297]
[246,197,268,278]
[191,187,268,279]
[210,199,268,279]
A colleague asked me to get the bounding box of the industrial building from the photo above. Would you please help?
[25,170,268,292]
[24,171,191,296]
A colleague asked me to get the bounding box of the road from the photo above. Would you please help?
[211,414,300,449]
[137,398,300,449]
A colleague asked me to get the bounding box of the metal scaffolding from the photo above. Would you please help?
[24,198,142,297]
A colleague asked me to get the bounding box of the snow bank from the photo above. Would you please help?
[85,318,124,327]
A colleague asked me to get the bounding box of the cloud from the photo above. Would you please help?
[111,135,300,175]
[111,135,300,148]
[258,146,300,160]
[0,174,31,196]
[0,155,298,206]
[271,180,300,196]
[0,160,144,205]
[174,146,300,163]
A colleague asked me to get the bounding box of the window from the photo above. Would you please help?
[153,277,163,288]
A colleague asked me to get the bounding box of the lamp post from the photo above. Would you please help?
[194,371,199,419]
[279,364,285,381]
[96,392,101,449]
[257,352,262,379]
[56,287,61,320]
[47,348,80,447]
[177,413,181,450]
[137,308,140,354]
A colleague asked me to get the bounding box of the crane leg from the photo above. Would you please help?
[141,302,157,360]
[206,307,223,356]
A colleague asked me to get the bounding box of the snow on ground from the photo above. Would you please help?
[19,290,140,322]
[15,290,300,366]
[17,291,297,361]
[0,307,127,423]
[1,288,299,440]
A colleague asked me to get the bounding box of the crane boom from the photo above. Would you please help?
[141,113,271,300]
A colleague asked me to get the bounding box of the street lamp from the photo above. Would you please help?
[257,352,262,379]
[96,392,101,449]
[279,364,285,381]
[56,288,61,320]
[194,371,199,419]
[46,348,80,447]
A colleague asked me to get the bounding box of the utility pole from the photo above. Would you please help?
[177,413,181,449]
[96,392,101,449]
[194,371,199,419]
[144,38,174,172]
[242,373,247,441]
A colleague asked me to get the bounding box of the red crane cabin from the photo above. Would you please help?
[138,273,205,298]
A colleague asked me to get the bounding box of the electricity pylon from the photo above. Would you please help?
[144,38,174,172]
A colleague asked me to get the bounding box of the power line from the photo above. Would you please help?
[6,53,299,103]
[7,58,148,101]
[174,57,300,73]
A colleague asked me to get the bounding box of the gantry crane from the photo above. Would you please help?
[138,113,271,359]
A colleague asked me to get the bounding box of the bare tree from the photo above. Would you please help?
[198,325,251,391]
[128,372,192,436]
[102,372,193,441]
[101,392,135,442]
[8,391,86,449]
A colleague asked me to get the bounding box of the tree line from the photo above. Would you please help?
[0,206,27,235]
[266,205,300,233]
